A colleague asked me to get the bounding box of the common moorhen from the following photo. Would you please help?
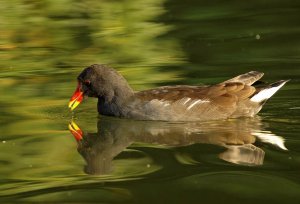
[69,64,288,121]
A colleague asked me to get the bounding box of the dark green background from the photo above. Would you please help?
[1,0,300,203]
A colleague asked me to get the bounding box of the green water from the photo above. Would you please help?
[1,0,300,203]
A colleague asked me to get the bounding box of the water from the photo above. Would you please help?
[1,0,300,203]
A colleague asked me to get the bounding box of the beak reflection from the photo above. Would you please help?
[68,120,83,141]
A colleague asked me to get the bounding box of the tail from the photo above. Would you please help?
[250,80,289,103]
[224,71,264,85]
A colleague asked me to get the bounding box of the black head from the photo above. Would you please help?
[69,64,133,111]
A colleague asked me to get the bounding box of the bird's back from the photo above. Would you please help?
[121,71,288,121]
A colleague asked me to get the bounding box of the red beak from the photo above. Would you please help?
[68,83,83,111]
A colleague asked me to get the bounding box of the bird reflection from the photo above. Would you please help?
[68,117,287,175]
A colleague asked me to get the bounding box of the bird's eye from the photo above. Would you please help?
[84,80,91,86]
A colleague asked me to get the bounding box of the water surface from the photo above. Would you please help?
[1,0,300,203]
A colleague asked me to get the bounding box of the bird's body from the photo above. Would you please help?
[69,64,288,121]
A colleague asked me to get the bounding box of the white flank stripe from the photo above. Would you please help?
[187,100,200,110]
[187,99,209,110]
[250,82,286,103]
[183,98,191,105]
[164,103,170,107]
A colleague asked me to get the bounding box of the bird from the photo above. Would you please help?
[68,64,289,121]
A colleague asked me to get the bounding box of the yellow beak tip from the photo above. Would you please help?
[68,100,80,111]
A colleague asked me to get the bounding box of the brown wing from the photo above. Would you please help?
[136,83,255,104]
[134,71,262,102]
[223,71,264,85]
[135,85,210,101]
[132,83,256,121]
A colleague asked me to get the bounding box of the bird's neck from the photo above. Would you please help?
[97,83,134,116]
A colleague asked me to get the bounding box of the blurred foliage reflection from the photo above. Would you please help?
[0,0,184,80]
[1,0,300,203]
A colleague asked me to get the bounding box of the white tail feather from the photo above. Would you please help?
[252,131,288,150]
[250,80,288,103]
